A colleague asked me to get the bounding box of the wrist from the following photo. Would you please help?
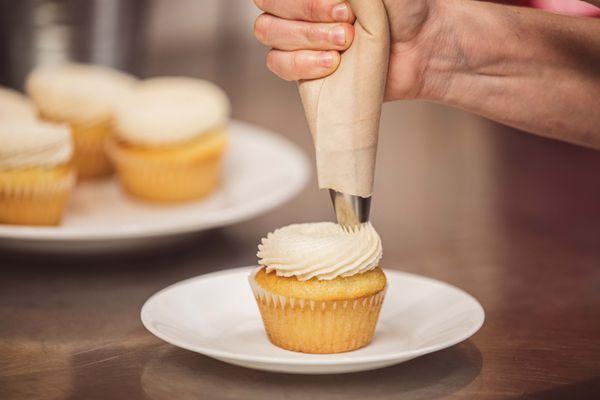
[411,0,467,103]
[384,0,465,102]
[414,0,525,104]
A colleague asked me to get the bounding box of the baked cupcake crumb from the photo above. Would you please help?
[254,267,386,301]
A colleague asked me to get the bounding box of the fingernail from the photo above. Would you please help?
[332,3,349,22]
[318,52,334,68]
[330,26,346,46]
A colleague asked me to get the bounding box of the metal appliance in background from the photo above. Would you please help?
[0,0,148,89]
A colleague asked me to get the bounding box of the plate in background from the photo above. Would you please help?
[0,121,310,252]
[141,267,485,374]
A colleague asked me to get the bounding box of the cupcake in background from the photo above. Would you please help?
[108,77,229,203]
[0,120,75,226]
[250,222,387,354]
[26,64,137,179]
[0,86,36,121]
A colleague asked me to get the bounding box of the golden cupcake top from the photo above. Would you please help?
[0,120,72,169]
[252,266,386,301]
[0,86,36,121]
[114,77,230,147]
[26,63,137,123]
[257,222,383,281]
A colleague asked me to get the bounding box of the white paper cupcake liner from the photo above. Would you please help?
[0,168,76,198]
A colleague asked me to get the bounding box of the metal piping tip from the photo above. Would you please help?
[329,189,371,229]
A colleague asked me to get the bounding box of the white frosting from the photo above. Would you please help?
[26,63,137,123]
[0,87,36,121]
[257,222,383,281]
[0,120,73,169]
[114,77,230,146]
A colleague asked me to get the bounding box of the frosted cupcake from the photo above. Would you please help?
[250,222,386,354]
[26,63,137,179]
[0,120,75,225]
[0,86,36,121]
[108,77,229,203]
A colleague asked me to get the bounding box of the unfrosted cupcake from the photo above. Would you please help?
[26,63,137,179]
[0,120,75,225]
[108,77,229,203]
[0,86,36,121]
[250,222,386,354]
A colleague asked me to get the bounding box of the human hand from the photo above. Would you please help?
[253,0,600,147]
[252,0,445,100]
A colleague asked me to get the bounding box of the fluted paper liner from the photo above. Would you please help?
[106,135,225,203]
[299,0,389,197]
[249,268,387,354]
[40,112,114,179]
[69,118,114,179]
[0,167,75,225]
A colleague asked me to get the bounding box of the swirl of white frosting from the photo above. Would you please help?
[26,63,137,123]
[114,77,230,146]
[0,120,72,169]
[257,222,383,281]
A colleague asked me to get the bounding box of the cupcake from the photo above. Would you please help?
[108,77,229,203]
[26,63,137,179]
[250,222,386,354]
[0,120,75,225]
[0,86,36,121]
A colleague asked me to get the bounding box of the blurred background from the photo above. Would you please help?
[0,0,258,87]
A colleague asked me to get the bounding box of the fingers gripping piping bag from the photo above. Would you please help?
[299,0,389,227]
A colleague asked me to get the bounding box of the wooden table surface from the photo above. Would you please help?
[1,46,599,400]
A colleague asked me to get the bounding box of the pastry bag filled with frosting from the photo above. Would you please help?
[299,0,389,197]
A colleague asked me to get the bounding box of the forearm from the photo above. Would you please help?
[422,0,600,148]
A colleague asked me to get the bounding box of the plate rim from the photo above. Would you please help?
[141,266,485,366]
[0,120,310,241]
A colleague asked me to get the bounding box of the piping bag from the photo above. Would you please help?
[299,0,389,229]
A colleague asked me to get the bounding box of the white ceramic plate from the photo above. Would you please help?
[0,121,309,252]
[141,266,485,374]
